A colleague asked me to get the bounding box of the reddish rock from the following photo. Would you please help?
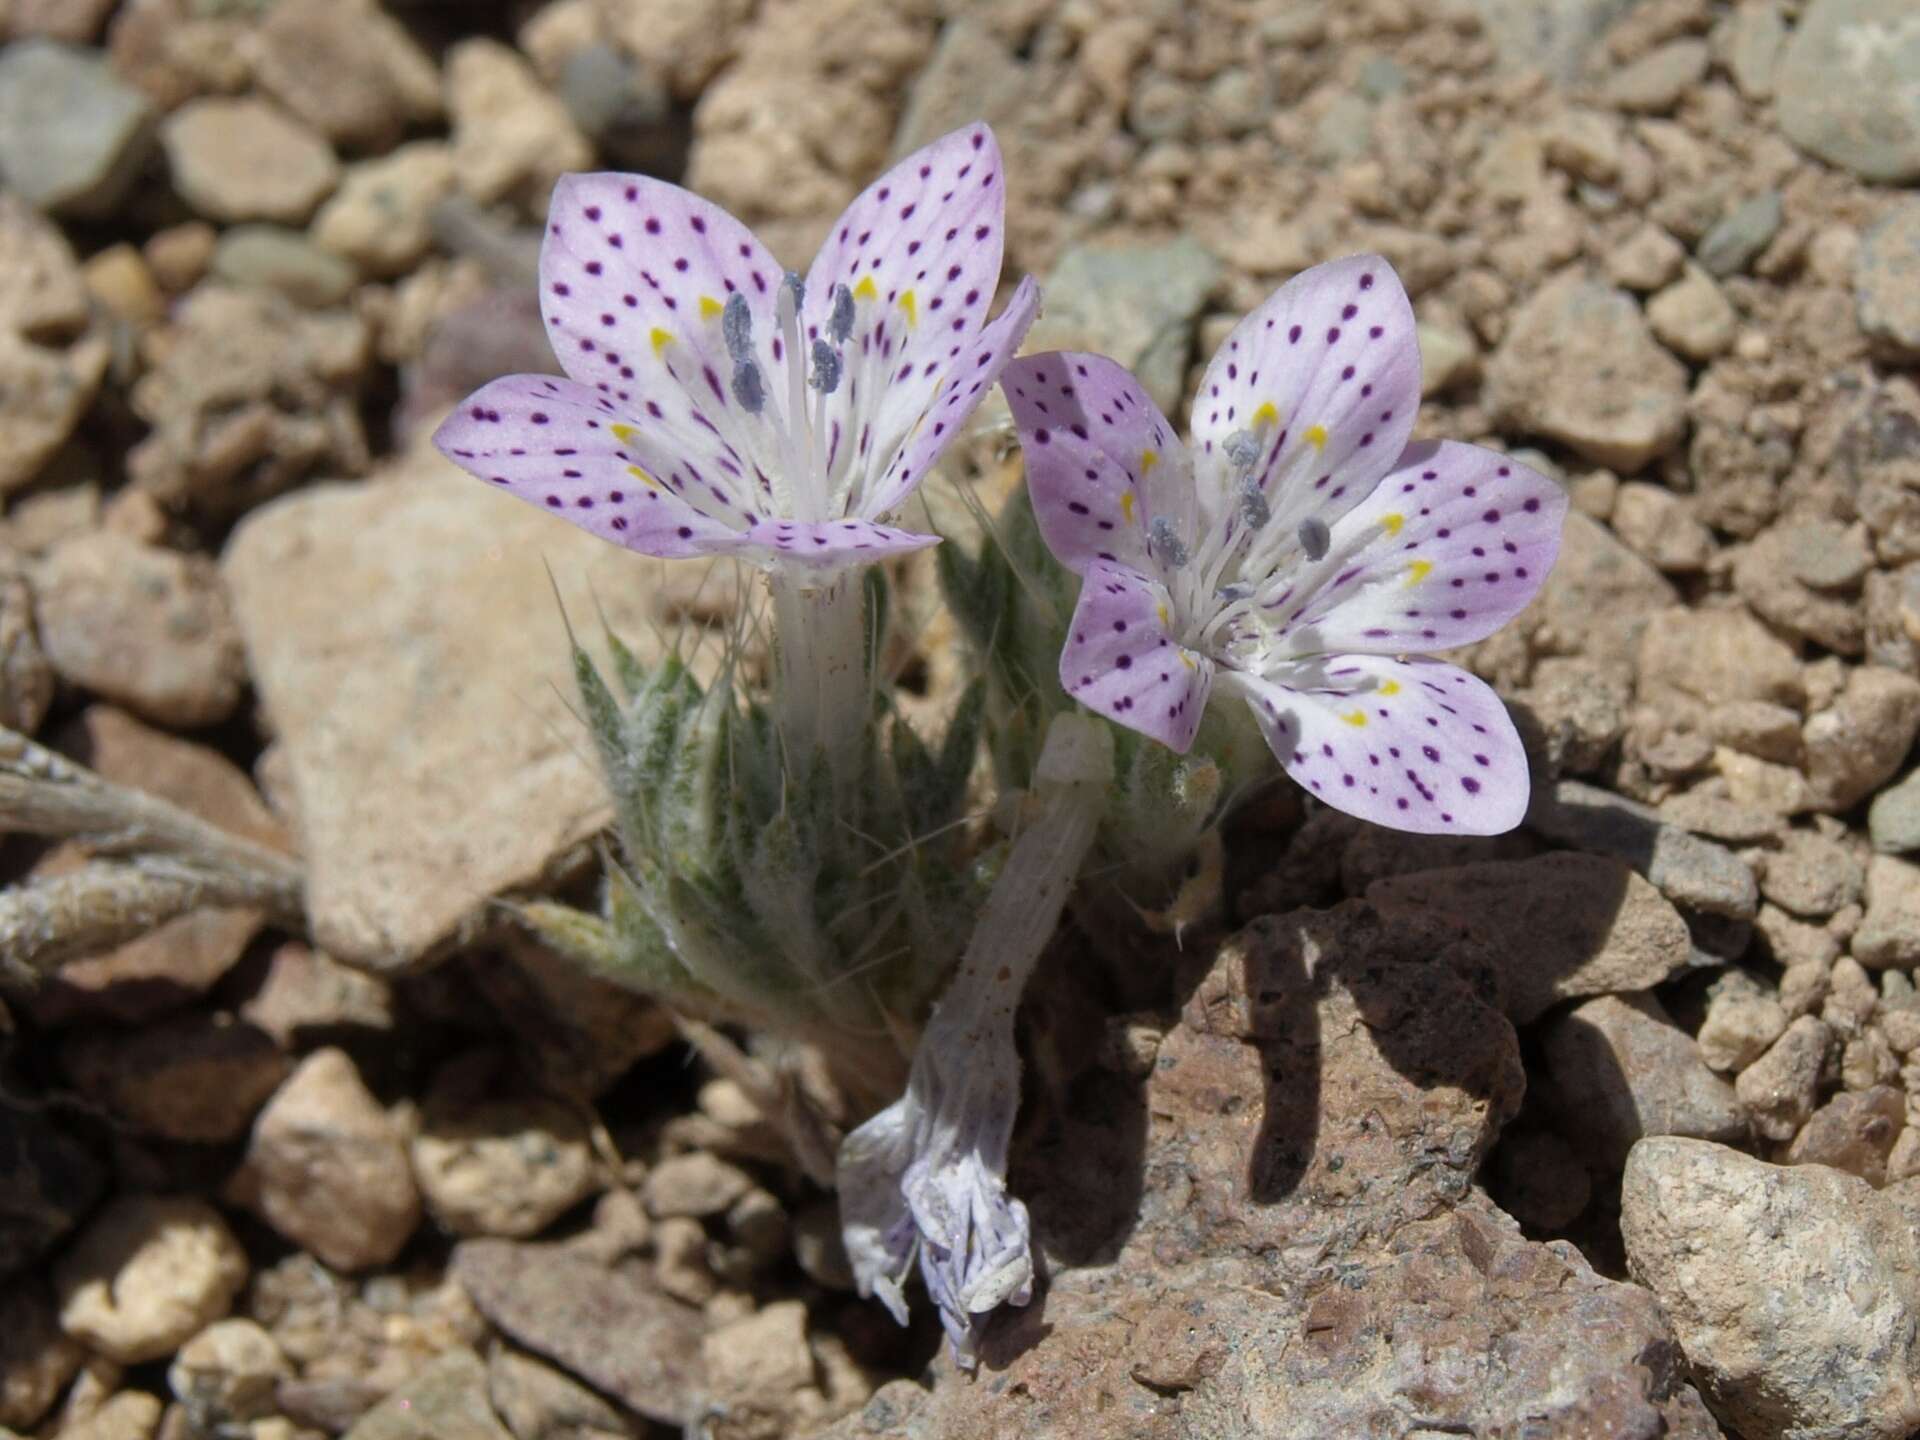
[817,903,1722,1439]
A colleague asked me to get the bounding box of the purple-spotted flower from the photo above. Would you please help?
[1006,256,1567,835]
[432,124,1039,574]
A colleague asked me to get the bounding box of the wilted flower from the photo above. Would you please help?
[839,713,1111,1368]
[1006,256,1566,835]
[433,124,1039,576]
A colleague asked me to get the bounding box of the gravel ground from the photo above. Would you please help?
[4,1,1920,1437]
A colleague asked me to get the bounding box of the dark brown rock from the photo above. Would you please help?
[453,1239,705,1426]
[1786,1085,1907,1187]
[60,1014,289,1143]
[471,937,676,1101]
[0,1276,84,1430]
[1366,852,1695,1023]
[1538,993,1747,1168]
[340,1348,510,1440]
[0,1097,105,1279]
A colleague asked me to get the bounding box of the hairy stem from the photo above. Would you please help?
[0,726,303,901]
[0,724,305,983]
[0,859,291,987]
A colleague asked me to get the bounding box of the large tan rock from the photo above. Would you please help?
[1637,605,1805,722]
[411,1052,596,1239]
[1802,667,1920,813]
[1735,1014,1834,1141]
[221,450,679,970]
[161,96,339,224]
[246,0,440,150]
[311,143,455,277]
[234,1048,420,1271]
[55,1195,248,1364]
[1856,853,1920,970]
[1624,1137,1920,1440]
[1486,271,1689,471]
[445,39,589,206]
[33,531,246,727]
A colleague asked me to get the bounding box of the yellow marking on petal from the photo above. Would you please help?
[625,464,659,490]
[1406,559,1433,586]
[1252,401,1281,429]
[649,327,674,355]
[1379,680,1401,696]
[610,423,639,443]
[898,289,917,327]
[1156,603,1170,628]
[1140,449,1159,472]
[1304,423,1329,451]
[1342,710,1369,727]
[1381,512,1404,535]
[699,295,724,320]
[1121,492,1136,523]
[1179,651,1197,670]
[852,276,879,301]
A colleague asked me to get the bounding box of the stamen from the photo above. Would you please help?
[1298,516,1331,561]
[830,283,855,344]
[774,267,817,519]
[783,270,806,314]
[1223,429,1261,472]
[810,338,843,394]
[1216,582,1250,602]
[722,291,753,364]
[732,359,765,413]
[1238,481,1270,531]
[1150,516,1189,570]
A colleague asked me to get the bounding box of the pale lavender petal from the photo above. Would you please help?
[1271,441,1568,656]
[837,1100,919,1327]
[806,125,1010,511]
[903,1134,1032,1359]
[1060,560,1214,751]
[1005,351,1188,577]
[432,372,747,557]
[861,276,1040,520]
[708,515,938,571]
[541,173,786,508]
[1229,655,1529,835]
[1191,255,1420,545]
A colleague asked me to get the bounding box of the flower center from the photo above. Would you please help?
[1152,430,1361,674]
[724,276,856,524]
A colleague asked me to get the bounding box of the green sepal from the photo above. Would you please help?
[513,897,624,975]
[891,679,985,841]
[602,626,649,701]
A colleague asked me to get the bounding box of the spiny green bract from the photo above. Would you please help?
[522,620,989,1049]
